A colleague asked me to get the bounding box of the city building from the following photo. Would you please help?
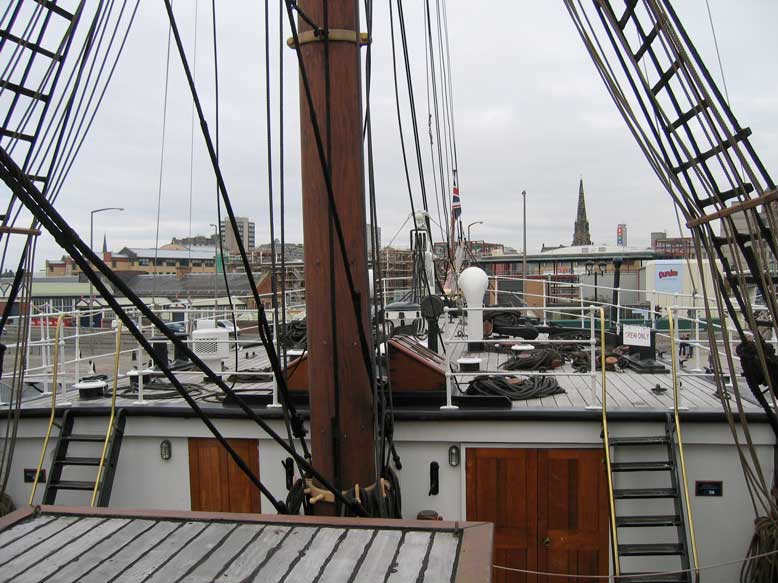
[433,240,505,258]
[46,251,136,276]
[572,178,593,246]
[481,244,659,304]
[652,236,695,259]
[482,244,658,277]
[650,231,667,247]
[163,234,218,250]
[220,216,255,254]
[379,247,414,301]
[367,223,382,259]
[114,247,217,275]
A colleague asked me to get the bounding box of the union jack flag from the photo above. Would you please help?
[452,185,462,220]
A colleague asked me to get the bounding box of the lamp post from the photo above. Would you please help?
[466,220,484,257]
[210,223,219,319]
[89,207,123,326]
[522,190,527,277]
[585,259,606,303]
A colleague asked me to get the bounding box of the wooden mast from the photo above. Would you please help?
[296,0,375,512]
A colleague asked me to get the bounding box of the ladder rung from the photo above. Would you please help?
[33,0,75,21]
[0,29,61,60]
[669,100,709,131]
[64,434,105,442]
[614,488,677,499]
[0,128,35,142]
[612,461,673,472]
[609,436,668,446]
[0,80,49,102]
[619,543,685,556]
[27,174,48,183]
[713,232,761,247]
[651,59,682,95]
[617,515,681,527]
[56,456,101,466]
[620,573,688,583]
[673,128,752,174]
[687,188,778,228]
[48,479,95,491]
[634,22,660,62]
[697,183,753,208]
[618,0,639,30]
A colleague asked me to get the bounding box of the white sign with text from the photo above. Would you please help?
[623,324,651,347]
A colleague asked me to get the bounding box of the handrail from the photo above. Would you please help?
[28,314,64,504]
[91,321,123,507]
[598,306,620,578]
[668,308,700,582]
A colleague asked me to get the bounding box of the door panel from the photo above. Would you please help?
[188,438,261,513]
[466,448,608,583]
[466,448,538,583]
[538,449,608,583]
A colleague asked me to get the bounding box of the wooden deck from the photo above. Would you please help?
[446,340,762,413]
[0,506,490,583]
[12,335,765,418]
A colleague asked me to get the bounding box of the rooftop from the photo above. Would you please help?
[0,506,490,582]
[119,247,217,261]
[479,244,658,263]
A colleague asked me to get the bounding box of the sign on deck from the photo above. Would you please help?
[623,324,651,347]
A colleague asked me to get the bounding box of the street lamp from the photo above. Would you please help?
[466,221,484,257]
[466,220,483,242]
[585,260,606,302]
[89,207,124,325]
[210,224,219,318]
[522,190,527,276]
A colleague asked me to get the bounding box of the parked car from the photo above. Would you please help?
[216,319,240,339]
[161,321,187,336]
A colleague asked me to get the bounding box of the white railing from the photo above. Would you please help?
[440,304,605,410]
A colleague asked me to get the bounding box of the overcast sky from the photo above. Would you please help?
[6,0,778,270]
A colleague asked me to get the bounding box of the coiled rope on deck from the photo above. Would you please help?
[466,375,564,400]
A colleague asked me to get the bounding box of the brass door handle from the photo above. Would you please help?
[543,536,551,546]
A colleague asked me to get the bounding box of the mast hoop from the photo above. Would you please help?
[286,29,370,49]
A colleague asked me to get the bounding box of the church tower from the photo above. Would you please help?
[572,178,592,246]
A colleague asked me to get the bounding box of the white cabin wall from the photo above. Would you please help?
[392,442,461,521]
[1,416,774,583]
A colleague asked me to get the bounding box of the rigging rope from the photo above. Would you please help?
[186,0,199,269]
[152,4,173,304]
[0,144,367,515]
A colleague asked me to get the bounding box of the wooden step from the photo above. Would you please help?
[620,573,688,583]
[611,461,673,472]
[64,434,104,442]
[619,543,685,556]
[48,480,95,491]
[56,457,101,466]
[614,488,677,499]
[609,436,668,446]
[617,515,681,527]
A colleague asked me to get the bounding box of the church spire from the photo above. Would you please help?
[102,233,108,254]
[572,178,592,246]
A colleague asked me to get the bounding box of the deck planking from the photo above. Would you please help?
[0,513,471,583]
[13,332,764,417]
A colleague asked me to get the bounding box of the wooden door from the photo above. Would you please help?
[466,448,539,583]
[537,449,608,583]
[188,438,261,513]
[466,448,608,583]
